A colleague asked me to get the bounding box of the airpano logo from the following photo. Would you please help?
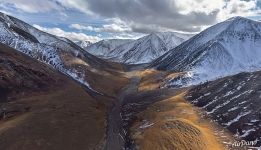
[232,140,260,149]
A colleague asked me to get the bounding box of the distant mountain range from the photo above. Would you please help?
[83,32,193,64]
[85,39,133,58]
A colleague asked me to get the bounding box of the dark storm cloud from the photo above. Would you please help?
[70,0,219,33]
[2,0,260,34]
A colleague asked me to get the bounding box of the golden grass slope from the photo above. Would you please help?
[130,92,229,150]
[138,69,181,92]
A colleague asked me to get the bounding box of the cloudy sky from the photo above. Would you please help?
[0,0,261,42]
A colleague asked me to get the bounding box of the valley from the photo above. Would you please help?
[0,45,247,149]
[0,11,261,150]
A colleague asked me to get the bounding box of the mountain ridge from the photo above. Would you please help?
[150,16,261,86]
[106,32,194,64]
[0,12,125,94]
[85,39,133,57]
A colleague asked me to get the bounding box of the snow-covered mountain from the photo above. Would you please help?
[75,40,92,49]
[85,39,133,57]
[107,32,193,64]
[0,12,113,93]
[150,17,261,86]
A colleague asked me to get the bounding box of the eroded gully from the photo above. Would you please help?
[105,73,140,150]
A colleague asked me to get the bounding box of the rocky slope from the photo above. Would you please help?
[186,70,261,147]
[0,43,62,104]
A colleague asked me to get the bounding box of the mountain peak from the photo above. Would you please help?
[223,16,261,34]
[226,16,259,27]
[101,31,193,64]
[151,16,261,86]
[228,16,247,21]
